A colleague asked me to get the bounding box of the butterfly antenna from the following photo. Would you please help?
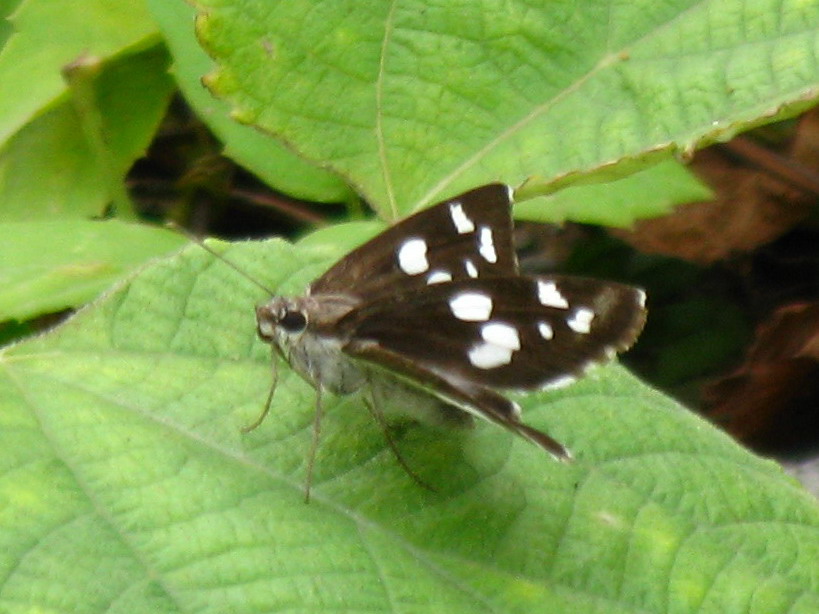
[166,221,276,296]
[303,387,325,503]
[241,352,279,433]
[364,396,436,493]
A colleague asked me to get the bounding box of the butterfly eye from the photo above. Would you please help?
[280,310,307,333]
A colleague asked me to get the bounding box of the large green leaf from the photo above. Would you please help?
[1,234,817,612]
[193,0,819,219]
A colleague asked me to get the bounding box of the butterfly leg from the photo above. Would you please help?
[363,389,436,493]
[241,350,279,433]
[303,386,325,503]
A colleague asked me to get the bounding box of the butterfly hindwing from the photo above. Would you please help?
[310,184,518,299]
[348,342,572,459]
[339,275,646,390]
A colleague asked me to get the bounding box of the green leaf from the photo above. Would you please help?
[0,219,185,321]
[193,0,819,219]
[1,236,817,612]
[0,0,159,146]
[147,0,355,205]
[0,45,175,221]
[515,158,713,227]
[296,218,383,252]
[0,0,22,51]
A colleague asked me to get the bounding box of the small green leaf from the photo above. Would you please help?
[0,0,159,146]
[0,0,21,50]
[0,46,175,221]
[147,0,355,205]
[514,158,713,227]
[1,235,817,612]
[192,0,819,219]
[0,219,185,321]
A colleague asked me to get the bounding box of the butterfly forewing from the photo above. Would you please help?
[310,184,517,299]
[339,276,646,390]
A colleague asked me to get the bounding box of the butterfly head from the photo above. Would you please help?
[256,296,309,348]
[256,293,361,347]
[255,293,366,394]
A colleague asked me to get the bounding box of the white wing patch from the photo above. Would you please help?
[449,291,493,322]
[542,374,576,390]
[468,322,520,370]
[464,259,479,278]
[481,322,520,350]
[537,280,569,309]
[537,321,554,340]
[426,270,452,285]
[469,342,514,369]
[478,226,497,263]
[397,237,429,275]
[448,201,475,234]
[567,307,595,334]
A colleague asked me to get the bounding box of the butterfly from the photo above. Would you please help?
[248,183,646,499]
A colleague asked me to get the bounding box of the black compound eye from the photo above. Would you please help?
[279,310,307,333]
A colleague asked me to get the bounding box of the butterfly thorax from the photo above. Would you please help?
[256,293,367,395]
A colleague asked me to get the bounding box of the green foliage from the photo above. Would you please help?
[147,0,355,205]
[0,0,158,144]
[1,0,819,612]
[0,220,184,321]
[3,239,819,613]
[514,159,713,227]
[0,46,174,221]
[193,0,816,219]
[0,0,179,318]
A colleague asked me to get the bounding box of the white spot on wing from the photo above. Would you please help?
[449,292,493,321]
[481,322,520,350]
[478,226,497,263]
[538,321,554,340]
[426,270,452,285]
[397,237,429,275]
[636,289,647,308]
[567,307,595,334]
[469,322,520,369]
[469,342,513,369]
[449,201,475,234]
[464,259,478,278]
[580,359,599,375]
[538,280,569,309]
[542,374,576,390]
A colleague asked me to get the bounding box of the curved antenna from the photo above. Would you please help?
[167,222,276,296]
[169,222,283,439]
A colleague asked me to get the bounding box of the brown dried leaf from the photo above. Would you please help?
[704,302,819,453]
[615,111,819,264]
